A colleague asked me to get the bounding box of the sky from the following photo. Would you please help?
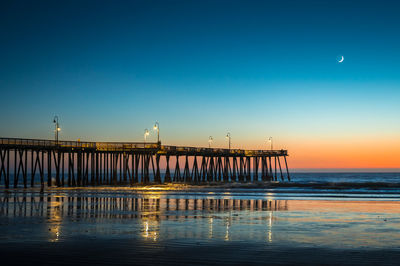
[0,0,399,169]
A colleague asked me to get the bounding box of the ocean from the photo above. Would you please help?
[290,172,400,184]
[3,171,400,185]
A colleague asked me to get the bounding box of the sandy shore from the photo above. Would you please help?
[1,240,399,265]
[1,189,399,265]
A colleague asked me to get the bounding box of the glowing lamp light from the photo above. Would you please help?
[153,121,160,143]
[226,132,231,150]
[268,137,273,150]
[53,115,60,143]
[144,129,150,143]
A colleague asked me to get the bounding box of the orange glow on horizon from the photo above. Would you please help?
[179,134,400,169]
[284,136,400,169]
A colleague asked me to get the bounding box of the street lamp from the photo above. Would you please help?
[153,121,160,143]
[144,129,149,145]
[208,136,213,148]
[226,132,231,150]
[53,116,60,144]
[268,137,273,150]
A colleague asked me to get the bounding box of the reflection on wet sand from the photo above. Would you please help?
[1,192,400,249]
[0,193,286,243]
[0,194,287,218]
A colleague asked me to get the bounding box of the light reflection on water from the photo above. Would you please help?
[0,192,400,249]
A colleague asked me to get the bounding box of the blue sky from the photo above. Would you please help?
[1,0,399,167]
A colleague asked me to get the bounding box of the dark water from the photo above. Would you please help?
[0,188,400,265]
[291,172,400,184]
[3,172,400,187]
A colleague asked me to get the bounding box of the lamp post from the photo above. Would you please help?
[268,137,273,150]
[226,132,231,150]
[153,121,160,143]
[208,136,213,148]
[53,116,60,144]
[144,129,149,147]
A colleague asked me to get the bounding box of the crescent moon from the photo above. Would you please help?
[338,56,344,63]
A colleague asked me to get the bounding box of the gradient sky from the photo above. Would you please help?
[1,0,399,169]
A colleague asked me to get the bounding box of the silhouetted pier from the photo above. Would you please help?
[0,137,290,188]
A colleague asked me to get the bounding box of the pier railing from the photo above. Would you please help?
[160,145,287,156]
[0,137,287,156]
[0,137,159,150]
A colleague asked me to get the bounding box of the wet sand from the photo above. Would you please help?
[0,189,399,265]
[1,240,400,265]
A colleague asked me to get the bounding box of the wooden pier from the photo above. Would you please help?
[0,137,290,188]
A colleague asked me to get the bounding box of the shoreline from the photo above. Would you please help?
[1,186,400,265]
[2,181,400,191]
[1,182,400,202]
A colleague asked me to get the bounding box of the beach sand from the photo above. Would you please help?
[0,188,399,265]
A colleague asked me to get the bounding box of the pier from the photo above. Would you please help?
[0,137,290,188]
